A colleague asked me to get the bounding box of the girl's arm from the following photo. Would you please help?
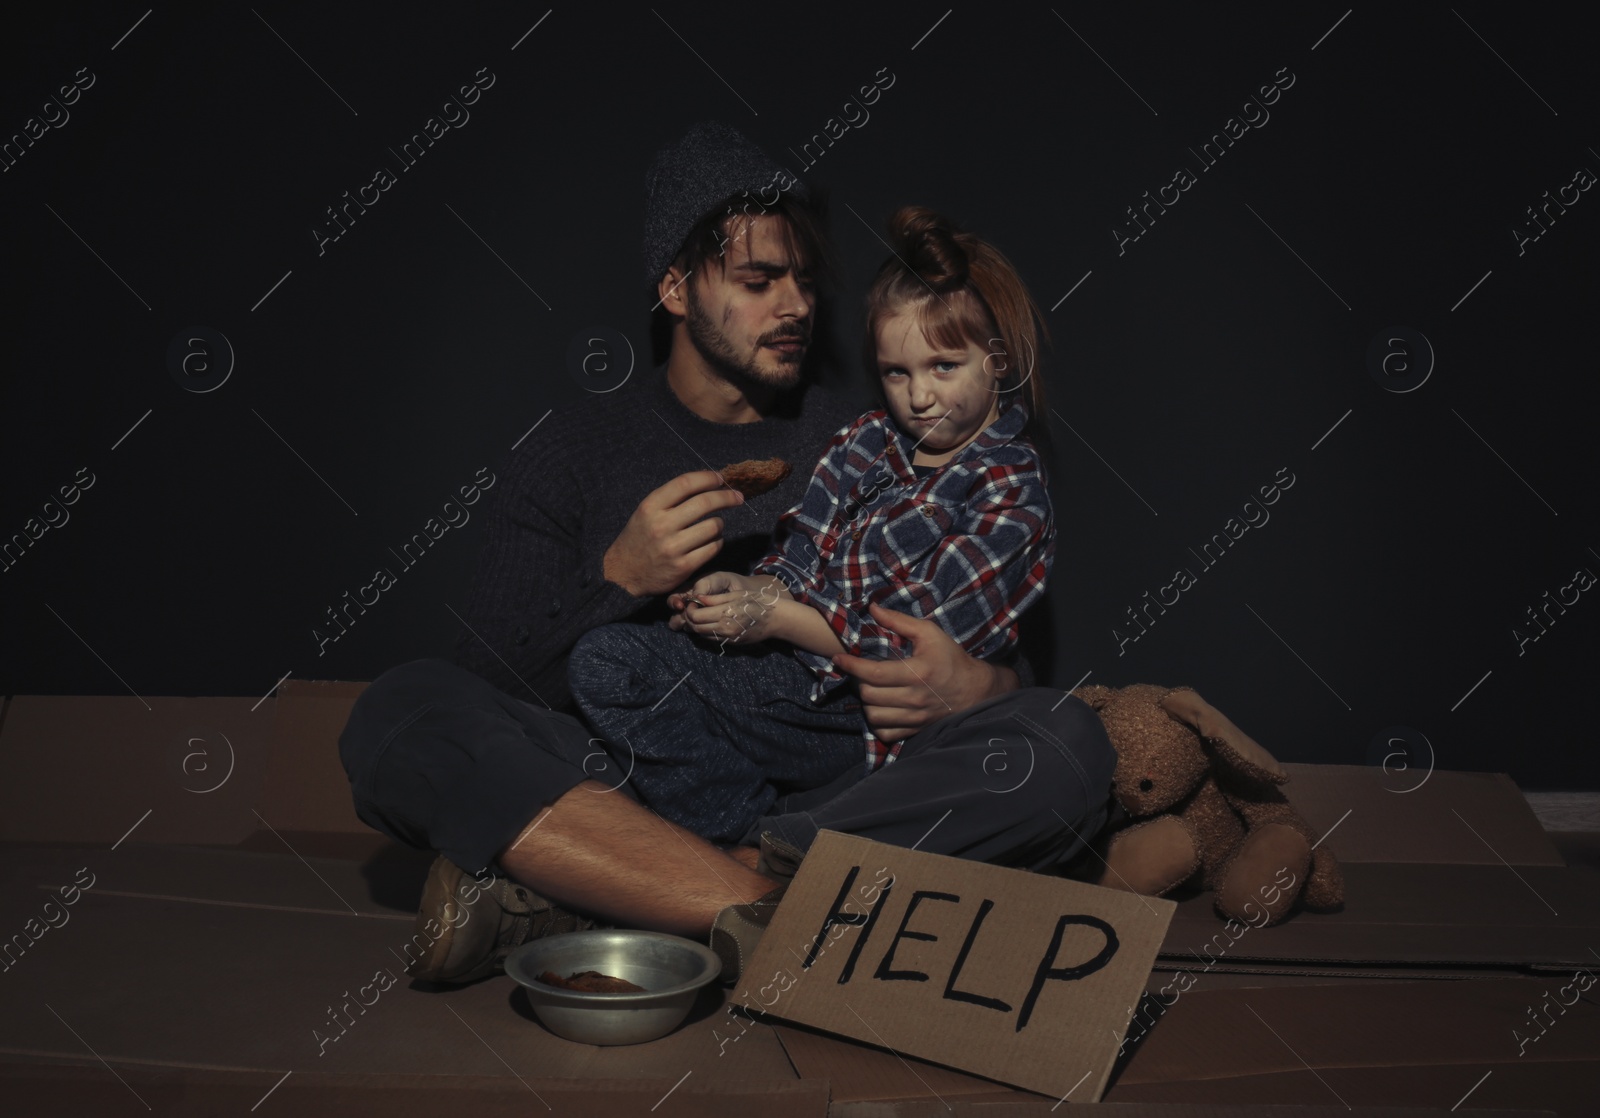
[768,598,847,657]
[672,577,839,653]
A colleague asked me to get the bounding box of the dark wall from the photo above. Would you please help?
[2,4,1594,788]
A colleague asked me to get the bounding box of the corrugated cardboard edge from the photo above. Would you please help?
[774,1022,1020,1104]
[0,693,276,845]
[0,1063,830,1117]
[1281,764,1562,866]
[258,678,373,834]
[1157,861,1600,969]
[0,680,380,846]
[830,1101,1553,1117]
[1112,976,1600,1087]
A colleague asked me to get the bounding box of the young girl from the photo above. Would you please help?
[567,205,1055,845]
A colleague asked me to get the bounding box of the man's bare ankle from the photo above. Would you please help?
[727,844,761,872]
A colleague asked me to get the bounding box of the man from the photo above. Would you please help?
[338,121,1115,985]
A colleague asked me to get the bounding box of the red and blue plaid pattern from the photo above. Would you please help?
[752,398,1054,771]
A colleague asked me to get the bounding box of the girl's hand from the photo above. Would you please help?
[668,572,791,613]
[668,570,752,611]
[670,581,790,646]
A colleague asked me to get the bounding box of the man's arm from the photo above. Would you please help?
[451,442,741,704]
[602,471,747,597]
[833,603,1019,742]
[799,463,1051,729]
[449,440,638,702]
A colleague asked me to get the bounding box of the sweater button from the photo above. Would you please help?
[547,599,561,618]
[514,626,530,645]
[579,570,593,588]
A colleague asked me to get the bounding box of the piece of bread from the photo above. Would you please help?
[537,969,646,993]
[720,457,791,498]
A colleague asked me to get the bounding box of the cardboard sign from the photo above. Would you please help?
[732,830,1175,1103]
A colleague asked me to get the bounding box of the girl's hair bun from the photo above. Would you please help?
[888,205,969,292]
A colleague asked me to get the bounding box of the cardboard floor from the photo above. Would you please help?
[2,685,1597,1115]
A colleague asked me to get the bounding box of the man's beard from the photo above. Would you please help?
[684,285,806,395]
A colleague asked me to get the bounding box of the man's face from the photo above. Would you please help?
[681,214,815,393]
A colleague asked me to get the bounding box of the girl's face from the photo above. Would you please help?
[875,308,1002,466]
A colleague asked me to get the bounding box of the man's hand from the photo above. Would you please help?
[832,602,1018,743]
[602,470,744,598]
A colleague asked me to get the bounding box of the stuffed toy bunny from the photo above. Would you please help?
[1072,683,1343,926]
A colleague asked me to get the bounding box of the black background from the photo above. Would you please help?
[2,4,1594,787]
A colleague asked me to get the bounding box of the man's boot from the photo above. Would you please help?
[404,854,598,985]
[710,832,806,983]
[755,830,805,883]
[709,883,787,985]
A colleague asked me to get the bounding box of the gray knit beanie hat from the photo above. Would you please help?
[642,120,806,292]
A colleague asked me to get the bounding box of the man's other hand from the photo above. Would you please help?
[602,470,744,598]
[832,602,1018,743]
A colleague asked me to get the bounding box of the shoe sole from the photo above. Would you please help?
[406,856,468,982]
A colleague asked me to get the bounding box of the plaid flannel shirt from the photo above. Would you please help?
[751,398,1054,773]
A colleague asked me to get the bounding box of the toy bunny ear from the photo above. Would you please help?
[1071,683,1118,711]
[1158,687,1287,785]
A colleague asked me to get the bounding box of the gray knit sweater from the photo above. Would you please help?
[449,367,859,710]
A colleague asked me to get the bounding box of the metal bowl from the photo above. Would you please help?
[505,930,723,1045]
